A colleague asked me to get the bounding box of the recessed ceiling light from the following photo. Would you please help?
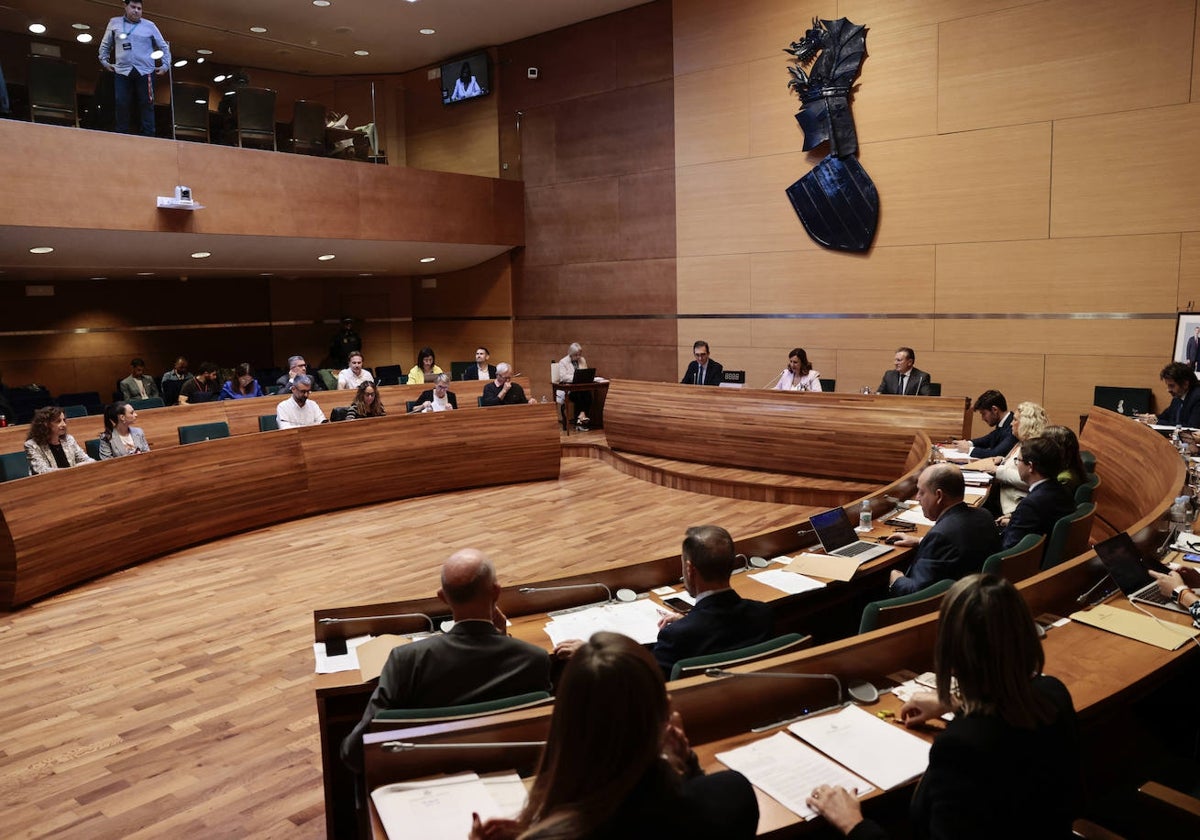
[259,272,274,276]
[194,98,206,104]
[29,246,54,254]
[190,252,211,259]
[213,74,227,83]
[318,254,336,261]
[28,23,46,35]
[313,0,331,6]
[419,256,436,263]
[354,50,370,56]
[197,48,213,55]
[419,28,436,35]
[195,57,206,64]
[358,273,373,277]
[72,23,90,30]
[90,276,107,281]
[136,271,155,276]
[76,33,93,44]
[249,26,268,33]
[173,59,188,68]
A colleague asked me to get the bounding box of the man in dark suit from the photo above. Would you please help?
[953,389,1016,459]
[1001,436,1075,549]
[340,548,552,771]
[1142,361,1200,428]
[410,373,458,412]
[462,346,497,381]
[651,525,773,677]
[680,340,724,386]
[886,464,1000,595]
[877,346,931,395]
[1187,326,1200,371]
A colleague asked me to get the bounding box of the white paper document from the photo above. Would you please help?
[936,446,971,463]
[372,772,517,840]
[716,731,873,820]
[891,507,936,527]
[749,568,827,595]
[312,634,374,674]
[542,598,666,646]
[961,470,993,486]
[964,486,987,498]
[789,705,930,790]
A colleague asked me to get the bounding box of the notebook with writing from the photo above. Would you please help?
[1093,532,1187,614]
[809,507,893,563]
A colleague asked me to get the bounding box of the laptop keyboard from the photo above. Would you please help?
[835,541,877,557]
[1136,585,1172,605]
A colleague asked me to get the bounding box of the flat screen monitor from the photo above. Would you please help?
[441,53,490,105]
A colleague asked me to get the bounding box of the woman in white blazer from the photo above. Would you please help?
[24,406,94,474]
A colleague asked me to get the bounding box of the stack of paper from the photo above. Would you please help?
[961,470,993,486]
[542,598,665,646]
[789,705,930,790]
[936,446,971,463]
[313,634,373,674]
[371,772,526,840]
[890,507,935,528]
[749,568,827,595]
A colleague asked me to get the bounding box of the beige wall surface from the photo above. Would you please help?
[673,0,1199,433]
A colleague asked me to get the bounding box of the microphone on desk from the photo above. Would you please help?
[762,370,787,389]
[381,739,547,753]
[911,373,926,396]
[734,553,770,573]
[518,582,638,604]
[705,668,845,731]
[1075,574,1117,608]
[318,612,436,656]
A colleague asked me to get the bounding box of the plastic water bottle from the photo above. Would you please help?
[1170,495,1189,527]
[859,499,872,532]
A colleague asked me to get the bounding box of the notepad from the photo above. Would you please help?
[789,705,930,790]
[749,568,827,595]
[1069,604,1198,650]
[371,771,526,840]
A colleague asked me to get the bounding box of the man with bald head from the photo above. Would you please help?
[340,549,551,771]
[884,463,1000,596]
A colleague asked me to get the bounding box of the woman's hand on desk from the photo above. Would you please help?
[806,785,863,835]
[471,814,521,840]
[553,638,584,659]
[898,691,950,728]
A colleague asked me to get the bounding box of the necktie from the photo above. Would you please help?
[899,374,907,394]
[698,365,705,384]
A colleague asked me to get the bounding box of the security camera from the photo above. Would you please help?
[527,67,538,79]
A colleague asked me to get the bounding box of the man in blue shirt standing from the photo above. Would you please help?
[98,1,170,136]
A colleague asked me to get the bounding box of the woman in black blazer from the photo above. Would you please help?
[808,573,1080,840]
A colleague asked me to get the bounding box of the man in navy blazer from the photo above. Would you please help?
[462,346,497,381]
[680,340,724,386]
[877,347,931,395]
[953,389,1017,459]
[1001,436,1076,549]
[1144,361,1200,428]
[886,464,1000,595]
[651,525,773,677]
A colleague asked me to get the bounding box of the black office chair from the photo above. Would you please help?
[57,391,104,415]
[330,407,350,422]
[818,378,836,392]
[27,55,78,126]
[925,382,942,396]
[129,397,165,410]
[289,100,327,155]
[172,82,211,142]
[225,87,277,150]
[374,365,403,386]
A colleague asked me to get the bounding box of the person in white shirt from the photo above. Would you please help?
[276,375,327,428]
[337,352,374,390]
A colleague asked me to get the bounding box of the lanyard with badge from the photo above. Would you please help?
[120,18,140,51]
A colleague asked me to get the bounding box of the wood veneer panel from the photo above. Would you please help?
[936,235,1181,313]
[406,111,500,178]
[938,0,1193,134]
[750,246,935,313]
[516,259,677,316]
[678,255,752,313]
[1180,233,1200,310]
[1052,102,1200,238]
[673,0,837,76]
[619,168,676,261]
[1044,354,1174,427]
[918,353,1047,434]
[674,64,750,167]
[840,0,1044,31]
[524,179,621,266]
[552,82,675,183]
[750,320,936,353]
[934,317,1168,358]
[413,253,513,319]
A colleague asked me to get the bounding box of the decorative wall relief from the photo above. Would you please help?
[784,18,878,252]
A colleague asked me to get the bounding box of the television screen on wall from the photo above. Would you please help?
[440,53,490,105]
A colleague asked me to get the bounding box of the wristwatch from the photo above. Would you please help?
[1172,584,1189,604]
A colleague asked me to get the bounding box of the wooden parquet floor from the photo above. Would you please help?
[0,452,818,839]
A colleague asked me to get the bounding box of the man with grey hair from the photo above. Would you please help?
[276,355,325,392]
[275,374,326,428]
[481,363,537,406]
[340,548,551,771]
[885,463,1000,595]
[554,342,592,429]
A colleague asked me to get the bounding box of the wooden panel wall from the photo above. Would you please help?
[402,51,501,178]
[672,0,1198,436]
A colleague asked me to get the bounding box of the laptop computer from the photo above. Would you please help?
[1093,532,1188,614]
[809,507,894,563]
[571,367,596,384]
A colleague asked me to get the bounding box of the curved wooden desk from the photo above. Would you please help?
[0,402,560,609]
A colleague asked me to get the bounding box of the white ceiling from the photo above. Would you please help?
[0,0,650,282]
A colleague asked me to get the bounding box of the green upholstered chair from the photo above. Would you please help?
[981,533,1045,583]
[406,400,419,413]
[60,404,88,419]
[477,396,486,407]
[1074,473,1101,505]
[258,415,279,432]
[85,438,102,461]
[373,691,552,723]
[1080,450,1097,474]
[317,369,339,391]
[0,451,31,482]
[177,421,231,445]
[668,633,812,682]
[859,578,955,635]
[1042,502,1096,570]
[129,397,165,410]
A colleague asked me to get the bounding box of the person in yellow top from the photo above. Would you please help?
[406,346,443,385]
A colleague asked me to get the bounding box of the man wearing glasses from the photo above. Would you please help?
[681,340,724,386]
[276,355,325,392]
[276,375,327,429]
[1000,436,1074,549]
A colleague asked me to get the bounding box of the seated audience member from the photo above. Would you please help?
[463,346,497,381]
[1150,565,1200,626]
[25,407,94,474]
[1042,425,1088,495]
[983,400,1047,518]
[119,357,162,402]
[472,632,758,840]
[808,574,1079,840]
[410,374,456,413]
[345,381,385,419]
[160,356,191,390]
[1000,436,1076,549]
[406,346,443,386]
[336,351,373,390]
[482,363,537,406]
[876,346,931,395]
[341,548,552,772]
[953,389,1016,458]
[554,342,592,428]
[885,464,1000,596]
[1137,361,1200,428]
[275,375,327,428]
[277,356,324,392]
[773,347,821,391]
[681,340,724,386]
[98,402,150,459]
[219,362,263,400]
[179,362,220,403]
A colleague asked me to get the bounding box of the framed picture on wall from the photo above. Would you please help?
[1175,312,1200,371]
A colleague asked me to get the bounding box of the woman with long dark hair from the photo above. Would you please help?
[406,347,443,386]
[219,362,263,400]
[345,381,385,419]
[98,401,150,459]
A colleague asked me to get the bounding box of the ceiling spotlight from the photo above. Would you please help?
[194,98,206,105]
[72,23,90,30]
[259,272,274,276]
[190,252,211,259]
[419,28,436,35]
[90,276,107,281]
[358,273,373,277]
[318,254,336,261]
[195,57,205,64]
[197,48,213,55]
[28,23,46,35]
[76,33,93,44]
[29,246,54,254]
[174,59,188,68]
[313,0,331,5]
[249,26,268,33]
[419,256,436,263]
[213,74,227,83]
[354,50,370,56]
[136,271,155,276]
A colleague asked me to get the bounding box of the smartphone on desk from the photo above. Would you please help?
[661,596,692,614]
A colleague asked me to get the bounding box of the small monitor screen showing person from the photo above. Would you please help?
[441,54,490,105]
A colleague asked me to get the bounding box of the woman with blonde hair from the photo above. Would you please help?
[981,400,1047,519]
